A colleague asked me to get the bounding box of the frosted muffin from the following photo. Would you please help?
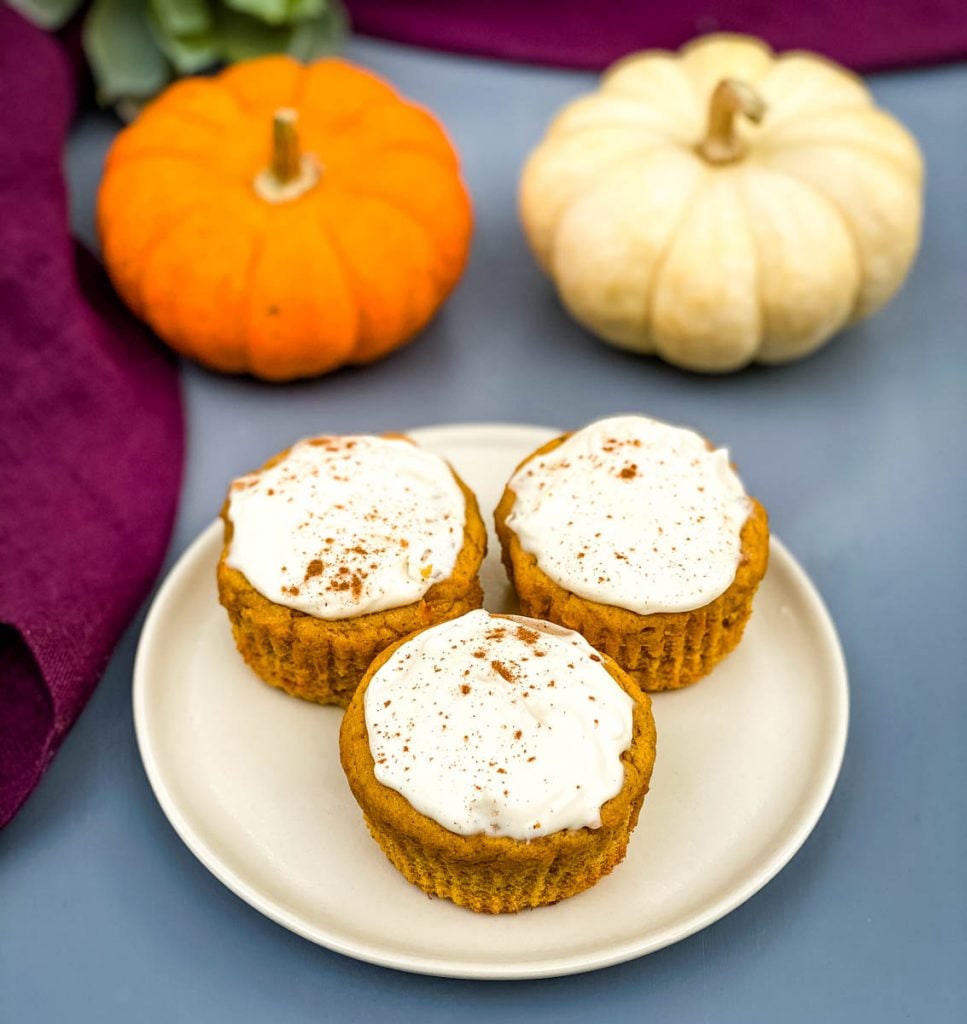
[495,415,769,691]
[340,608,657,913]
[217,434,486,706]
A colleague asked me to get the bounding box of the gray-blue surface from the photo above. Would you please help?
[2,37,965,1023]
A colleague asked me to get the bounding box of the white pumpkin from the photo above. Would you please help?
[520,34,924,371]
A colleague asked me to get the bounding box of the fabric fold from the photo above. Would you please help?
[0,8,184,828]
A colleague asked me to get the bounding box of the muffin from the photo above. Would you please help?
[340,608,657,913]
[495,415,769,691]
[217,434,486,706]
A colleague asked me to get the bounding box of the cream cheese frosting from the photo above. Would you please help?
[225,435,465,619]
[364,609,634,840]
[505,415,751,614]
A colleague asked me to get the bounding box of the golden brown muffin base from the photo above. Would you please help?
[340,622,657,914]
[217,438,487,707]
[494,433,770,692]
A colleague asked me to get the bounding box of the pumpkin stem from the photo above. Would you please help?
[253,108,321,203]
[698,79,767,165]
[271,108,302,184]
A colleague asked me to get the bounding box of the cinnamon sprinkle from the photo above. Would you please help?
[491,660,517,683]
[304,559,324,580]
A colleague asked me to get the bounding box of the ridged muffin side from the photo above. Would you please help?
[217,457,487,708]
[339,627,657,914]
[494,434,769,692]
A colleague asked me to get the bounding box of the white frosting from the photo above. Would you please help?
[226,435,465,619]
[364,609,634,840]
[506,415,751,614]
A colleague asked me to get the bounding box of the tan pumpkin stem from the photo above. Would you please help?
[271,108,302,183]
[698,79,767,164]
[253,108,321,203]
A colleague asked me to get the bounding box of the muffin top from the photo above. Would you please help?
[505,415,752,614]
[225,435,465,619]
[364,609,635,840]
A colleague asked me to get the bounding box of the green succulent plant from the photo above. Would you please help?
[11,0,347,109]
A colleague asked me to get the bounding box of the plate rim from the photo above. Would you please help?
[133,421,849,980]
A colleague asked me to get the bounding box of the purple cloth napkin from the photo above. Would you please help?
[0,8,184,828]
[346,0,967,71]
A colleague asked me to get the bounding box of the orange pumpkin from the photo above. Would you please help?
[97,57,473,381]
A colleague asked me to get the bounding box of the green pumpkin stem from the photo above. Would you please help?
[698,79,767,165]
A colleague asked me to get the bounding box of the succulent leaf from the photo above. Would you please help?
[222,0,291,27]
[149,10,219,74]
[150,0,213,36]
[83,0,171,104]
[288,6,346,61]
[22,0,348,108]
[8,0,85,31]
[216,6,291,61]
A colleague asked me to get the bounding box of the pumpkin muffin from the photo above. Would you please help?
[340,609,657,914]
[217,434,486,706]
[495,415,769,691]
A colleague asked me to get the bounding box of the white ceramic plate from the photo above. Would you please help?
[134,423,848,980]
